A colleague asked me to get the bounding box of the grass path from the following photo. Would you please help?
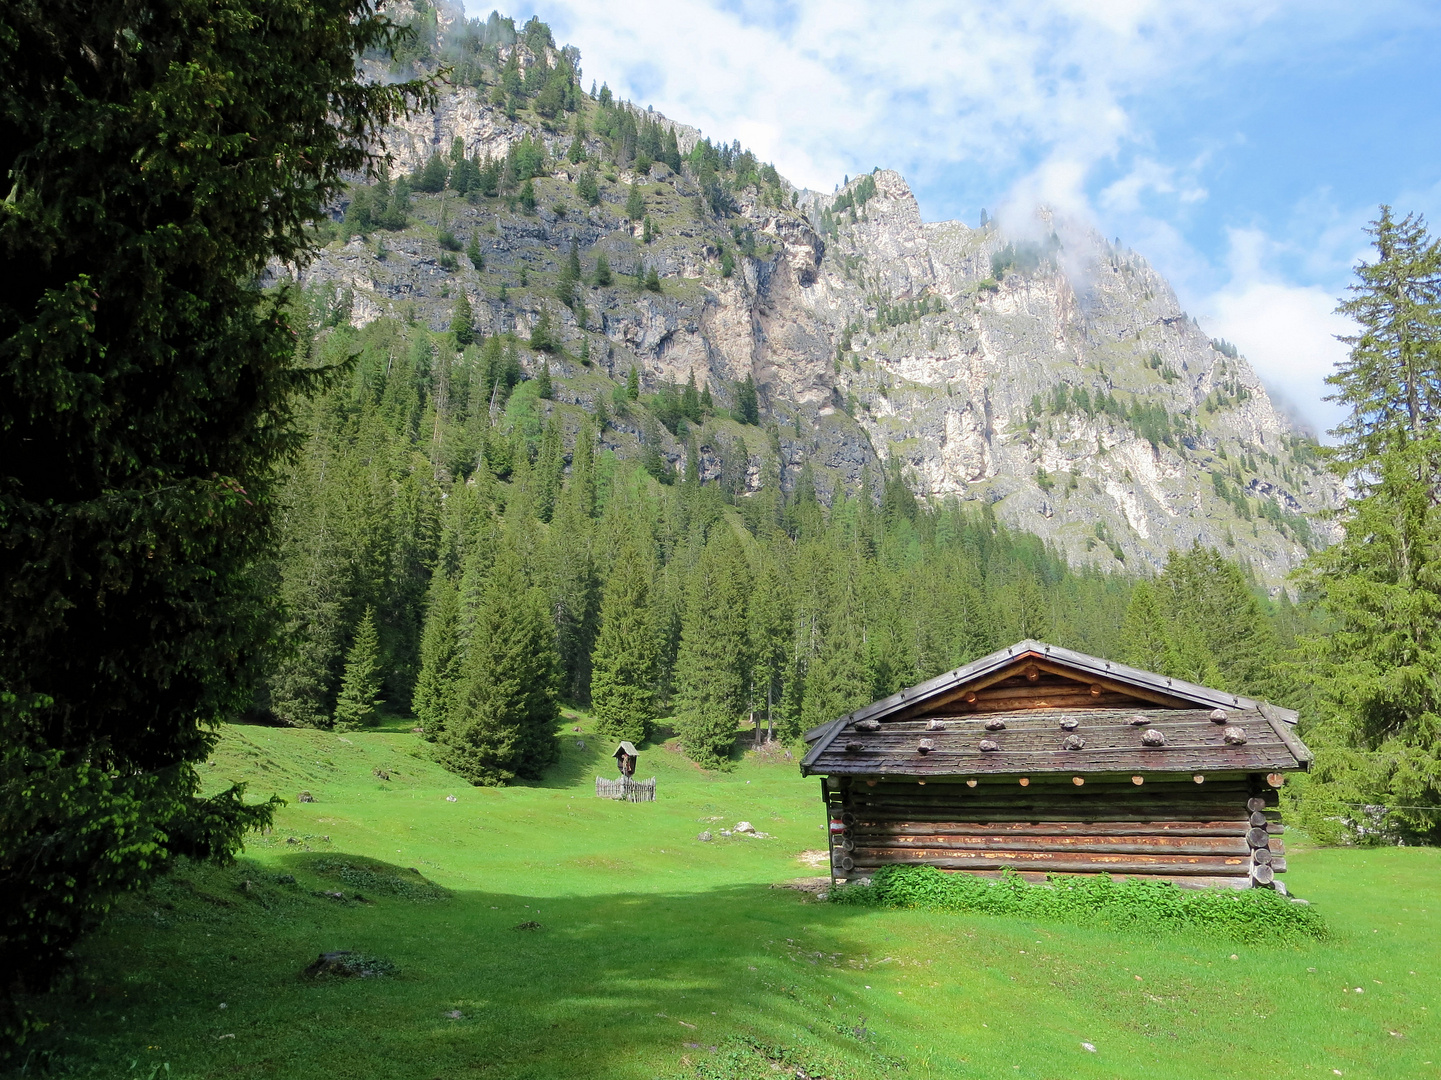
[19,715,1440,1079]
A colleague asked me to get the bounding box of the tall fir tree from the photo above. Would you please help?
[1328,207,1441,481]
[334,607,384,729]
[437,537,559,784]
[590,540,659,742]
[412,574,462,737]
[673,529,751,767]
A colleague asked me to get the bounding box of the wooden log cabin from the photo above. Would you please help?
[801,640,1312,891]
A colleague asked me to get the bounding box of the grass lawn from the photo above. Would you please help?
[17,714,1440,1079]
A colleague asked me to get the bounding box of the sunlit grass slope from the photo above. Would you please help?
[20,716,1441,1080]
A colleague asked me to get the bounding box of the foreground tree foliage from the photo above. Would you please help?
[0,0,428,1043]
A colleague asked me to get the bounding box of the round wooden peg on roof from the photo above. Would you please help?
[1072,776,1085,786]
[1018,777,1030,787]
[1266,773,1285,788]
[965,779,978,788]
[1193,774,1205,784]
[1131,775,1144,785]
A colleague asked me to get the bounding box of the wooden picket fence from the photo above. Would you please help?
[595,776,656,802]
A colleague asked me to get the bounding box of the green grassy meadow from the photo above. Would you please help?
[17,717,1441,1079]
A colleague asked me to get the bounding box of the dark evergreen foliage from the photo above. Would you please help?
[0,0,430,1038]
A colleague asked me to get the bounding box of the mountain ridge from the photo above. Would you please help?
[277,1,1342,585]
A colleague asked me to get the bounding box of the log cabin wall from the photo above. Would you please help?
[824,774,1286,890]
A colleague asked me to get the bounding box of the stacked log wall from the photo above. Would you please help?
[825,774,1285,890]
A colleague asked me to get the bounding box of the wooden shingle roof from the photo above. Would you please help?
[800,640,1310,777]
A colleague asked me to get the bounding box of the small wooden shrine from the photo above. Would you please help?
[801,640,1312,890]
[613,741,639,777]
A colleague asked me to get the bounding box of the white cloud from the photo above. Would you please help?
[487,0,1287,194]
[1199,228,1356,439]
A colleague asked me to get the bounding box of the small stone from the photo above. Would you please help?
[1059,718,1079,731]
[1223,726,1248,745]
[1081,1042,1097,1052]
[735,821,755,833]
[984,718,1007,731]
[697,831,713,842]
[979,739,1000,752]
[855,719,880,732]
[372,768,390,781]
[445,794,457,802]
[1209,709,1229,723]
[1129,715,1150,727]
[447,1010,463,1020]
[298,791,315,803]
[1063,734,1086,750]
[1140,729,1166,747]
[720,830,732,837]
[845,741,864,753]
[926,718,947,731]
[916,738,936,754]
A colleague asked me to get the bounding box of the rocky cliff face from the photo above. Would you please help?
[283,9,1341,584]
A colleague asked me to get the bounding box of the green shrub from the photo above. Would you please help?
[830,866,1326,944]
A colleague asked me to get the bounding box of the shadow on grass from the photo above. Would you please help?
[20,853,891,1080]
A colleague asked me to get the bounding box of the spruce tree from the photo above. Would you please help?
[450,290,474,345]
[530,307,558,352]
[437,539,559,784]
[334,607,384,729]
[593,252,613,287]
[625,180,645,221]
[537,359,554,400]
[519,178,537,213]
[1329,207,1441,480]
[590,541,659,742]
[645,265,662,293]
[466,232,483,268]
[736,373,759,424]
[413,575,462,738]
[627,364,640,400]
[674,529,751,767]
[681,371,702,422]
[577,166,600,206]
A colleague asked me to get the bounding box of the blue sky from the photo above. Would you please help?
[466,0,1441,436]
